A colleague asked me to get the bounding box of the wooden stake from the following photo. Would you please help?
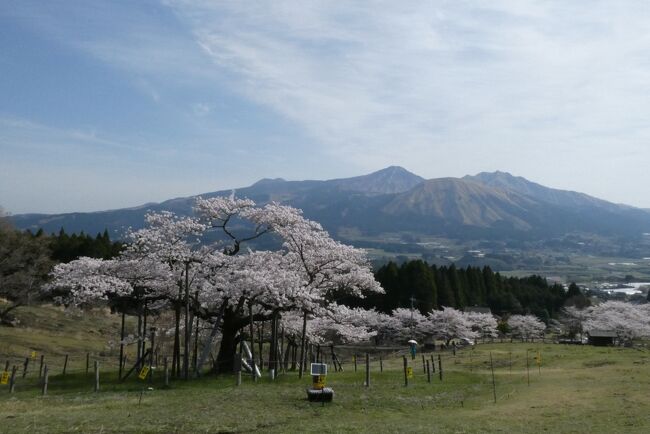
[86,353,90,377]
[422,354,426,373]
[438,355,443,381]
[430,354,435,373]
[94,361,99,392]
[42,365,49,396]
[38,355,44,378]
[22,357,29,378]
[354,354,357,372]
[62,354,69,376]
[365,353,370,387]
[426,360,431,383]
[9,365,17,393]
[379,355,383,373]
[403,356,408,387]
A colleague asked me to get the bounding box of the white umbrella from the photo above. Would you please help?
[407,339,418,345]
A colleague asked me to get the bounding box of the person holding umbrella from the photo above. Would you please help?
[408,339,418,359]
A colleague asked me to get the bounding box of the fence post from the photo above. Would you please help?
[9,366,17,393]
[354,354,357,372]
[422,354,426,373]
[39,355,44,379]
[22,357,29,378]
[403,356,408,387]
[86,353,90,377]
[63,354,69,376]
[438,355,443,381]
[430,354,435,373]
[379,355,383,373]
[94,361,99,392]
[426,360,431,383]
[42,365,49,396]
[365,353,370,387]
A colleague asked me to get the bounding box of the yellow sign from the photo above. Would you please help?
[0,371,9,385]
[138,366,150,380]
[31,351,36,359]
[313,375,326,389]
[406,367,413,378]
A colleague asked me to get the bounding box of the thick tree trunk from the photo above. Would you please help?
[215,307,240,374]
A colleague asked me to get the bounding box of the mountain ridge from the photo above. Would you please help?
[9,167,650,245]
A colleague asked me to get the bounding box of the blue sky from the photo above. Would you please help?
[2,1,650,213]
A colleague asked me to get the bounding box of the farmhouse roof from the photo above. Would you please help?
[587,330,618,338]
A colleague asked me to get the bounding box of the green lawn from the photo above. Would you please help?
[2,306,650,433]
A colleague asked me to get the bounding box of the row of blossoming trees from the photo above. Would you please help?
[44,196,547,379]
[563,301,650,341]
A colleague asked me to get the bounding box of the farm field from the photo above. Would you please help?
[2,307,650,433]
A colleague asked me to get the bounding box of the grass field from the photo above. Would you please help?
[2,306,650,433]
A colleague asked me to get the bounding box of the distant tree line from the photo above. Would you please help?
[350,260,586,323]
[0,214,123,325]
[48,228,123,263]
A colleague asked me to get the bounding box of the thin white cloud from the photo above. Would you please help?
[3,1,650,210]
[160,1,650,205]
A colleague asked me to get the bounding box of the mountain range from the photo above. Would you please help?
[10,167,650,249]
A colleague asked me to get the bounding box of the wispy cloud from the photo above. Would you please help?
[3,1,650,211]
[158,1,650,204]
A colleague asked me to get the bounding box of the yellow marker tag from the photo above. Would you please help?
[313,375,326,389]
[31,351,36,359]
[0,371,9,385]
[406,367,413,378]
[138,366,150,380]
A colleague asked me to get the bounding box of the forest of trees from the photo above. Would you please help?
[356,260,572,323]
[0,218,123,325]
